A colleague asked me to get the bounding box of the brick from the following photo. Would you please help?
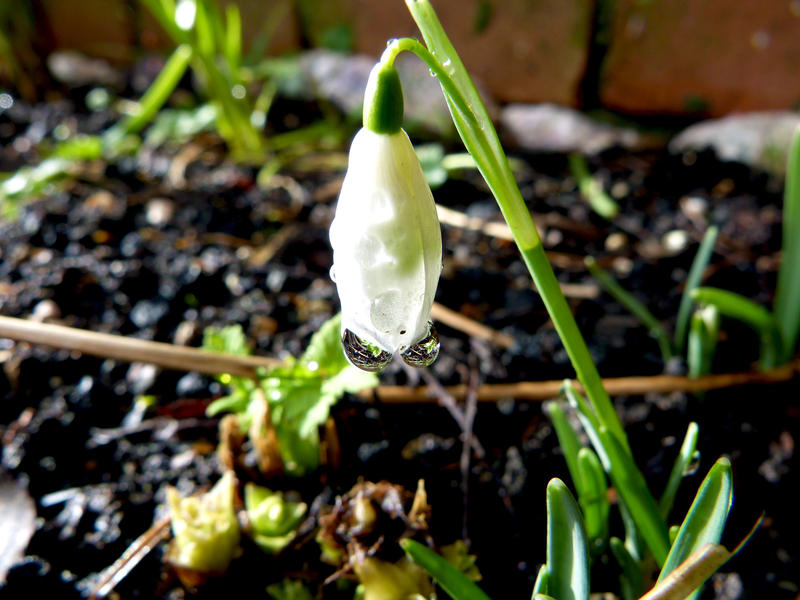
[599,0,800,116]
[343,0,594,106]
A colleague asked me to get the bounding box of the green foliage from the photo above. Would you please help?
[139,0,267,161]
[203,314,378,476]
[774,125,800,360]
[657,458,733,599]
[401,539,491,600]
[567,153,619,220]
[166,471,240,572]
[691,287,782,370]
[674,226,719,353]
[687,306,719,379]
[267,579,314,600]
[658,423,700,520]
[245,483,307,553]
[439,541,482,582]
[543,479,590,600]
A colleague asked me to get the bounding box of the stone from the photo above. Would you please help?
[500,103,656,154]
[600,0,800,116]
[669,111,800,175]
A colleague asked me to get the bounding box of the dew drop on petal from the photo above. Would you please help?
[400,322,440,368]
[342,329,392,372]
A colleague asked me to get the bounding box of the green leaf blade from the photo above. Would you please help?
[545,478,590,600]
[401,539,492,600]
[597,427,671,566]
[657,457,733,599]
[774,125,800,360]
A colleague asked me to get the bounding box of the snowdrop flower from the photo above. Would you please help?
[330,61,442,372]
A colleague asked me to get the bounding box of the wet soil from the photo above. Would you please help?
[0,90,798,599]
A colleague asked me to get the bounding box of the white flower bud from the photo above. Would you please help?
[329,126,442,368]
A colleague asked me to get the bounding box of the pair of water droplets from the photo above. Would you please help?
[342,322,440,372]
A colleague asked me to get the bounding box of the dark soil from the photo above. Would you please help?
[0,88,797,600]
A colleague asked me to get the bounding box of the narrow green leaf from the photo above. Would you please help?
[531,565,549,598]
[598,426,671,566]
[545,478,590,600]
[585,256,674,363]
[107,44,192,140]
[544,401,584,489]
[561,382,606,464]
[609,537,645,600]
[675,226,718,352]
[657,457,733,600]
[659,422,700,519]
[401,539,492,600]
[691,287,782,369]
[774,124,800,361]
[576,447,610,552]
[568,153,619,220]
[224,3,242,75]
[687,306,719,379]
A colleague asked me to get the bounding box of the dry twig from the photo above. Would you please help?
[364,360,800,403]
[0,315,279,379]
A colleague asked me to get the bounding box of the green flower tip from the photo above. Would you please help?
[363,61,404,134]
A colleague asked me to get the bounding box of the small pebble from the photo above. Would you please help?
[662,229,689,254]
[145,198,175,227]
[604,232,628,252]
[30,299,61,322]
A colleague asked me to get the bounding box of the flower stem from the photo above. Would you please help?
[400,0,629,451]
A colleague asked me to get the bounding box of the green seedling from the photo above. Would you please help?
[691,287,782,370]
[687,305,719,379]
[688,126,800,369]
[203,313,378,476]
[244,483,306,553]
[165,471,240,574]
[568,153,619,220]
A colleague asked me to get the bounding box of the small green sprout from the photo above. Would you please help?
[203,314,378,476]
[354,556,434,600]
[165,471,240,575]
[245,483,307,554]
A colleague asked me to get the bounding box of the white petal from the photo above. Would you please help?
[330,128,442,353]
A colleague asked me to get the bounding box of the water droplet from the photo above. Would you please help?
[400,322,440,368]
[428,67,437,78]
[329,266,336,282]
[441,58,452,69]
[342,329,392,372]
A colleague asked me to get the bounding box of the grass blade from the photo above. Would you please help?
[585,256,674,363]
[544,402,609,554]
[691,287,782,369]
[400,539,492,600]
[544,401,584,488]
[774,125,800,361]
[576,447,610,553]
[107,44,193,139]
[609,537,645,600]
[674,226,718,353]
[687,306,719,379]
[597,426,670,566]
[545,478,590,600]
[657,457,733,600]
[568,153,619,220]
[532,565,548,598]
[659,422,699,519]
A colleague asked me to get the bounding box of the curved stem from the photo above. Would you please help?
[399,1,630,451]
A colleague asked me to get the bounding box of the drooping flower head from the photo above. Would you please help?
[329,61,442,371]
